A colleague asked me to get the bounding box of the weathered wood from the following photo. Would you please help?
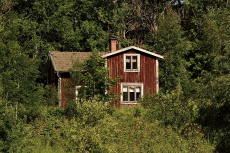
[107,49,157,107]
[60,78,76,108]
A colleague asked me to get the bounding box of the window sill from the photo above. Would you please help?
[121,102,139,104]
[124,70,140,72]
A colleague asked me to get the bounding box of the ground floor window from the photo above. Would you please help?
[76,86,87,100]
[121,83,143,104]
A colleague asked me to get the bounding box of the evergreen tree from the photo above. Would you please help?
[144,8,191,93]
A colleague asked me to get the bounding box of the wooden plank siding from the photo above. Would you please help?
[47,63,58,86]
[107,49,157,107]
[60,78,76,108]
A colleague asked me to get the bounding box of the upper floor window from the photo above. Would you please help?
[124,54,140,72]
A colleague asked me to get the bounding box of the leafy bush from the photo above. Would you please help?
[3,99,213,152]
[197,74,230,152]
[141,86,199,130]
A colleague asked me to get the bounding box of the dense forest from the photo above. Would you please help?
[0,0,230,152]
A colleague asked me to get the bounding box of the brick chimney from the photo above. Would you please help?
[109,38,117,52]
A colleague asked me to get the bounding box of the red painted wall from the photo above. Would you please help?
[60,78,76,108]
[106,50,157,107]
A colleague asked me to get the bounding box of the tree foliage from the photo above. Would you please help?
[144,8,191,92]
[70,52,121,102]
[0,99,214,152]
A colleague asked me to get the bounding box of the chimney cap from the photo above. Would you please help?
[109,38,117,40]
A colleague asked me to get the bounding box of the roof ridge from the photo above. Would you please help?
[101,46,164,59]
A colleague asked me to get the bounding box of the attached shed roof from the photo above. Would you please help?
[49,51,91,72]
[101,46,164,59]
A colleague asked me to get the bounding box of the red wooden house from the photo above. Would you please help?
[44,39,163,107]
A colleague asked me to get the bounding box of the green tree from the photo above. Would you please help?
[70,52,121,102]
[144,8,191,93]
[186,7,230,78]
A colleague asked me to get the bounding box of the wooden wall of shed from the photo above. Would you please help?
[107,50,157,107]
[60,78,76,108]
[47,62,58,86]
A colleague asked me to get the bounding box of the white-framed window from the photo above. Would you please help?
[124,54,140,72]
[121,83,143,104]
[75,86,87,100]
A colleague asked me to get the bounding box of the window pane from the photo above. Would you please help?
[132,56,137,62]
[123,86,128,92]
[136,92,140,100]
[76,86,87,100]
[136,87,141,100]
[136,86,140,92]
[129,86,135,92]
[123,92,128,101]
[123,86,128,101]
[129,86,135,101]
[132,56,137,69]
[126,56,131,69]
[130,92,135,101]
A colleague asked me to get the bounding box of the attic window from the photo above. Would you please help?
[121,83,143,104]
[124,54,140,72]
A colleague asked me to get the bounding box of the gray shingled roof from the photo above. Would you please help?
[49,51,91,72]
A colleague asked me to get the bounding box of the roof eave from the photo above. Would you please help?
[49,51,59,72]
[101,46,164,59]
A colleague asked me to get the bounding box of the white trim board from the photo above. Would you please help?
[123,54,140,72]
[101,46,164,59]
